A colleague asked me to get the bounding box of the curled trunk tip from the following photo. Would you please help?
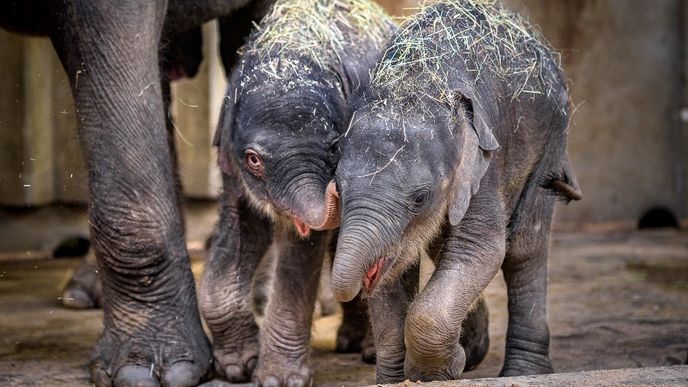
[310,180,341,230]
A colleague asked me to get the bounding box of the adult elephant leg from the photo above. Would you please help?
[252,228,330,387]
[60,49,185,312]
[200,186,272,383]
[50,1,211,386]
[404,193,506,381]
[368,263,419,384]
[499,184,556,376]
[218,0,275,72]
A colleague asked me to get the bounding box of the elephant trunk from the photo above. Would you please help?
[291,180,341,237]
[331,207,394,302]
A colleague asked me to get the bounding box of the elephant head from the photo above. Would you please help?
[212,0,394,239]
[215,57,345,237]
[330,86,499,301]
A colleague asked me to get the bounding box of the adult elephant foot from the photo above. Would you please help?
[90,270,212,387]
[61,251,102,309]
[499,355,553,377]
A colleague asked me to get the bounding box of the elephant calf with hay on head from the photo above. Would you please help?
[329,0,582,383]
[203,0,395,385]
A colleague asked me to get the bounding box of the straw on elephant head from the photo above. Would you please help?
[245,0,395,81]
[371,0,562,110]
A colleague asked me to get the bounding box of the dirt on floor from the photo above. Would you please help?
[0,228,687,386]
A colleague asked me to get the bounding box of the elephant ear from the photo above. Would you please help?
[211,69,247,202]
[213,92,236,176]
[448,92,499,226]
[328,62,353,101]
[213,63,244,175]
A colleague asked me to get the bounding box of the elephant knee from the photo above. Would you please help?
[89,188,177,269]
[404,304,458,365]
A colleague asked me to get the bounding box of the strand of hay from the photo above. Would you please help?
[371,0,562,111]
[242,0,395,84]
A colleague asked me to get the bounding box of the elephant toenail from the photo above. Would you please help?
[114,365,159,387]
[163,361,200,387]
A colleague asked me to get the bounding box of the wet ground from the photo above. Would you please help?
[0,206,687,385]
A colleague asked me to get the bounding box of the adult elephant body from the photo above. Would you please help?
[330,0,582,383]
[1,1,274,386]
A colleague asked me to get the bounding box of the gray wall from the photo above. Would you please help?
[0,31,87,205]
[0,23,223,206]
[501,0,687,228]
[0,1,686,228]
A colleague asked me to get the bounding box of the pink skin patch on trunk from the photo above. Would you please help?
[288,180,341,238]
[292,217,311,238]
[363,256,387,294]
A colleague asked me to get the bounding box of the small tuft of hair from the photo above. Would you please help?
[539,171,582,204]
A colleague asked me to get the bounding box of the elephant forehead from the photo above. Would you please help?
[338,143,440,185]
[339,130,453,190]
[346,101,451,141]
[237,97,338,139]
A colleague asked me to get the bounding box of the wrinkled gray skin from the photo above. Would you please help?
[330,2,582,383]
[203,8,395,387]
[1,1,277,386]
[61,25,205,311]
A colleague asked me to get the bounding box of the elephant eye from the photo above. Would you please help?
[410,189,429,211]
[244,149,264,177]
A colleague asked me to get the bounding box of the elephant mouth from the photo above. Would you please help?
[291,216,311,238]
[363,256,388,295]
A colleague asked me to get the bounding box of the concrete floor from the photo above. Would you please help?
[0,205,687,386]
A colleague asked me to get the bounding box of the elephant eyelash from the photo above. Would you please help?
[408,188,431,213]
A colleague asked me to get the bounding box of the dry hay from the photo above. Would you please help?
[240,0,395,87]
[370,0,563,112]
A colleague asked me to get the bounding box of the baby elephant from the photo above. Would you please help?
[201,0,395,386]
[329,0,581,383]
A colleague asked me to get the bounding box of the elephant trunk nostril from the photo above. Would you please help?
[309,180,341,231]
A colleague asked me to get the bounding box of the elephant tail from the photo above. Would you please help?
[540,154,582,203]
